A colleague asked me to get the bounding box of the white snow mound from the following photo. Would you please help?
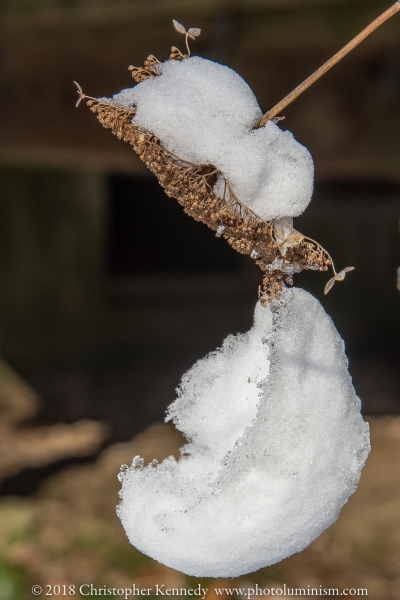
[111,57,314,221]
[117,288,370,577]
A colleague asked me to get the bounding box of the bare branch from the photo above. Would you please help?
[257,1,400,127]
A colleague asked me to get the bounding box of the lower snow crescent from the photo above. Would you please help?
[117,288,370,577]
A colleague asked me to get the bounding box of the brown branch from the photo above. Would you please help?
[257,1,400,127]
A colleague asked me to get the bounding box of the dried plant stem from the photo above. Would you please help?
[77,93,340,297]
[75,34,357,298]
[257,1,400,127]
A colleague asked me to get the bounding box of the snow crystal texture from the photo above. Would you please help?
[111,57,314,221]
[117,288,370,577]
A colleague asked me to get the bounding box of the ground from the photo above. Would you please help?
[0,411,399,600]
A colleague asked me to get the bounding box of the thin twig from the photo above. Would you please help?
[257,1,400,127]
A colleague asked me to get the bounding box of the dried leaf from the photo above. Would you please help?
[324,277,336,295]
[188,27,201,37]
[279,243,288,257]
[173,19,186,34]
[273,223,286,242]
[335,266,355,281]
[286,233,304,247]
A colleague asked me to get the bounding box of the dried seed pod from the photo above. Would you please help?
[76,52,349,298]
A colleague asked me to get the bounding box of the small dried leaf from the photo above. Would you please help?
[173,19,186,34]
[273,223,286,242]
[324,277,336,295]
[335,266,355,281]
[279,243,288,257]
[188,27,201,37]
[286,233,304,247]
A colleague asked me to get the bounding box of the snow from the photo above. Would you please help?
[117,288,370,577]
[111,56,314,221]
[108,52,369,577]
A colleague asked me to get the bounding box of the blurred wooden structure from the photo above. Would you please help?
[2,0,400,178]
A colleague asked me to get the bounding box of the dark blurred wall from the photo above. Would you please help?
[0,166,104,371]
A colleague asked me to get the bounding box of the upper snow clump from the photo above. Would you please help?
[111,56,314,221]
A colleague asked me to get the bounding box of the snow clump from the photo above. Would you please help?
[111,56,314,221]
[117,288,370,577]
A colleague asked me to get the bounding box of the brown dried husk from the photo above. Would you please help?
[80,53,332,300]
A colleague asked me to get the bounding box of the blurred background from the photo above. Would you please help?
[0,0,399,598]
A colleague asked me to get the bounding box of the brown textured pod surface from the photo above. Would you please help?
[80,88,332,299]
